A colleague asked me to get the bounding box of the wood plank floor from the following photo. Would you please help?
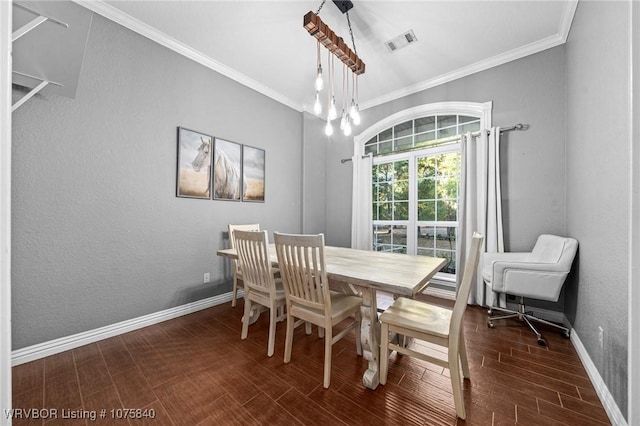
[11,294,611,425]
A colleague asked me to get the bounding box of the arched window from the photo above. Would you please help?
[353,102,492,286]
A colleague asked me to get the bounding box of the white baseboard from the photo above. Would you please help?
[423,286,456,300]
[485,304,625,424]
[570,329,627,425]
[11,291,243,366]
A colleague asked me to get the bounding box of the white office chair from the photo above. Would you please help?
[482,234,578,346]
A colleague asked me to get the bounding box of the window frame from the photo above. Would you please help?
[354,102,493,287]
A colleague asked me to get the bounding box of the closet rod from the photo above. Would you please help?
[13,3,69,28]
[340,123,529,164]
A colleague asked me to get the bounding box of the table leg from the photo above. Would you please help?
[355,286,380,389]
[243,305,265,325]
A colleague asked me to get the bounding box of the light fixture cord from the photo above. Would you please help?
[355,73,358,102]
[315,0,327,15]
[343,64,347,110]
[351,72,356,102]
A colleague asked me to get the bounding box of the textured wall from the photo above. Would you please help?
[565,1,630,418]
[302,112,327,234]
[326,46,567,252]
[11,13,302,349]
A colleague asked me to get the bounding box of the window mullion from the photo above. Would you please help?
[407,153,417,255]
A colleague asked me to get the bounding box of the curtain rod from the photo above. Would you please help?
[340,123,529,163]
[340,153,372,164]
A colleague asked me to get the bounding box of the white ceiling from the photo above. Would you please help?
[81,1,577,113]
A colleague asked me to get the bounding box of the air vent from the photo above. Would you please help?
[385,30,418,53]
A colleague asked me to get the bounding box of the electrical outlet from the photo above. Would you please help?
[203,272,210,283]
[598,326,604,349]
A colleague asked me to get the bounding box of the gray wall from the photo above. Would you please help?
[320,2,632,418]
[302,112,327,234]
[565,1,630,418]
[11,12,303,349]
[10,4,633,418]
[325,46,568,252]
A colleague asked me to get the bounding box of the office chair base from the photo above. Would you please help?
[487,304,570,346]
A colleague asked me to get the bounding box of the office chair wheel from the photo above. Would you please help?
[537,338,547,346]
[487,321,494,329]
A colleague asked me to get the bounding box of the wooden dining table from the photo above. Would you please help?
[216,244,446,390]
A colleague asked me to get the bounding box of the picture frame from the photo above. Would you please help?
[242,145,265,202]
[176,127,212,199]
[213,137,243,201]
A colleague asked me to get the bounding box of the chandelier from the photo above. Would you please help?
[304,1,365,137]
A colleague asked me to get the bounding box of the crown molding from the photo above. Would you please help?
[361,33,567,111]
[559,1,579,42]
[74,0,578,117]
[72,0,303,112]
[360,1,579,111]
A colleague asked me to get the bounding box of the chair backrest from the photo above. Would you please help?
[228,223,260,249]
[234,230,277,296]
[531,234,579,269]
[451,232,484,334]
[273,232,330,314]
[228,223,260,273]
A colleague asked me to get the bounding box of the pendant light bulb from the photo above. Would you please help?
[315,65,324,91]
[344,121,352,136]
[328,96,337,121]
[340,110,347,130]
[313,92,322,115]
[349,100,361,125]
[324,120,334,136]
[343,115,352,136]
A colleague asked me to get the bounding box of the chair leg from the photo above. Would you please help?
[275,303,286,322]
[379,322,389,385]
[241,297,251,340]
[525,313,571,336]
[231,275,238,307]
[284,313,294,363]
[522,315,547,346]
[459,333,470,379]
[323,322,333,388]
[305,321,312,335]
[448,340,466,420]
[267,305,277,357]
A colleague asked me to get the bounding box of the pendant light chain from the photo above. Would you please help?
[346,11,357,57]
[315,0,327,15]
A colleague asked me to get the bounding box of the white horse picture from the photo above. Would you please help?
[176,127,212,199]
[213,138,244,200]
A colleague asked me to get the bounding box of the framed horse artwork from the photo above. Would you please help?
[213,137,243,201]
[176,127,213,199]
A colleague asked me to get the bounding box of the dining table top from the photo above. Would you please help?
[216,244,447,297]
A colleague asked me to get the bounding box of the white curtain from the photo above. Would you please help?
[351,154,373,250]
[459,127,504,306]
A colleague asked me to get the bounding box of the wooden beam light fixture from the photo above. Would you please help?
[305,1,363,136]
[303,11,365,75]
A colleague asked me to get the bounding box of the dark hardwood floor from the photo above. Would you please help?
[11,294,611,425]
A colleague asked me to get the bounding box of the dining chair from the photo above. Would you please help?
[228,223,261,308]
[234,229,286,357]
[379,232,484,420]
[274,232,363,388]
